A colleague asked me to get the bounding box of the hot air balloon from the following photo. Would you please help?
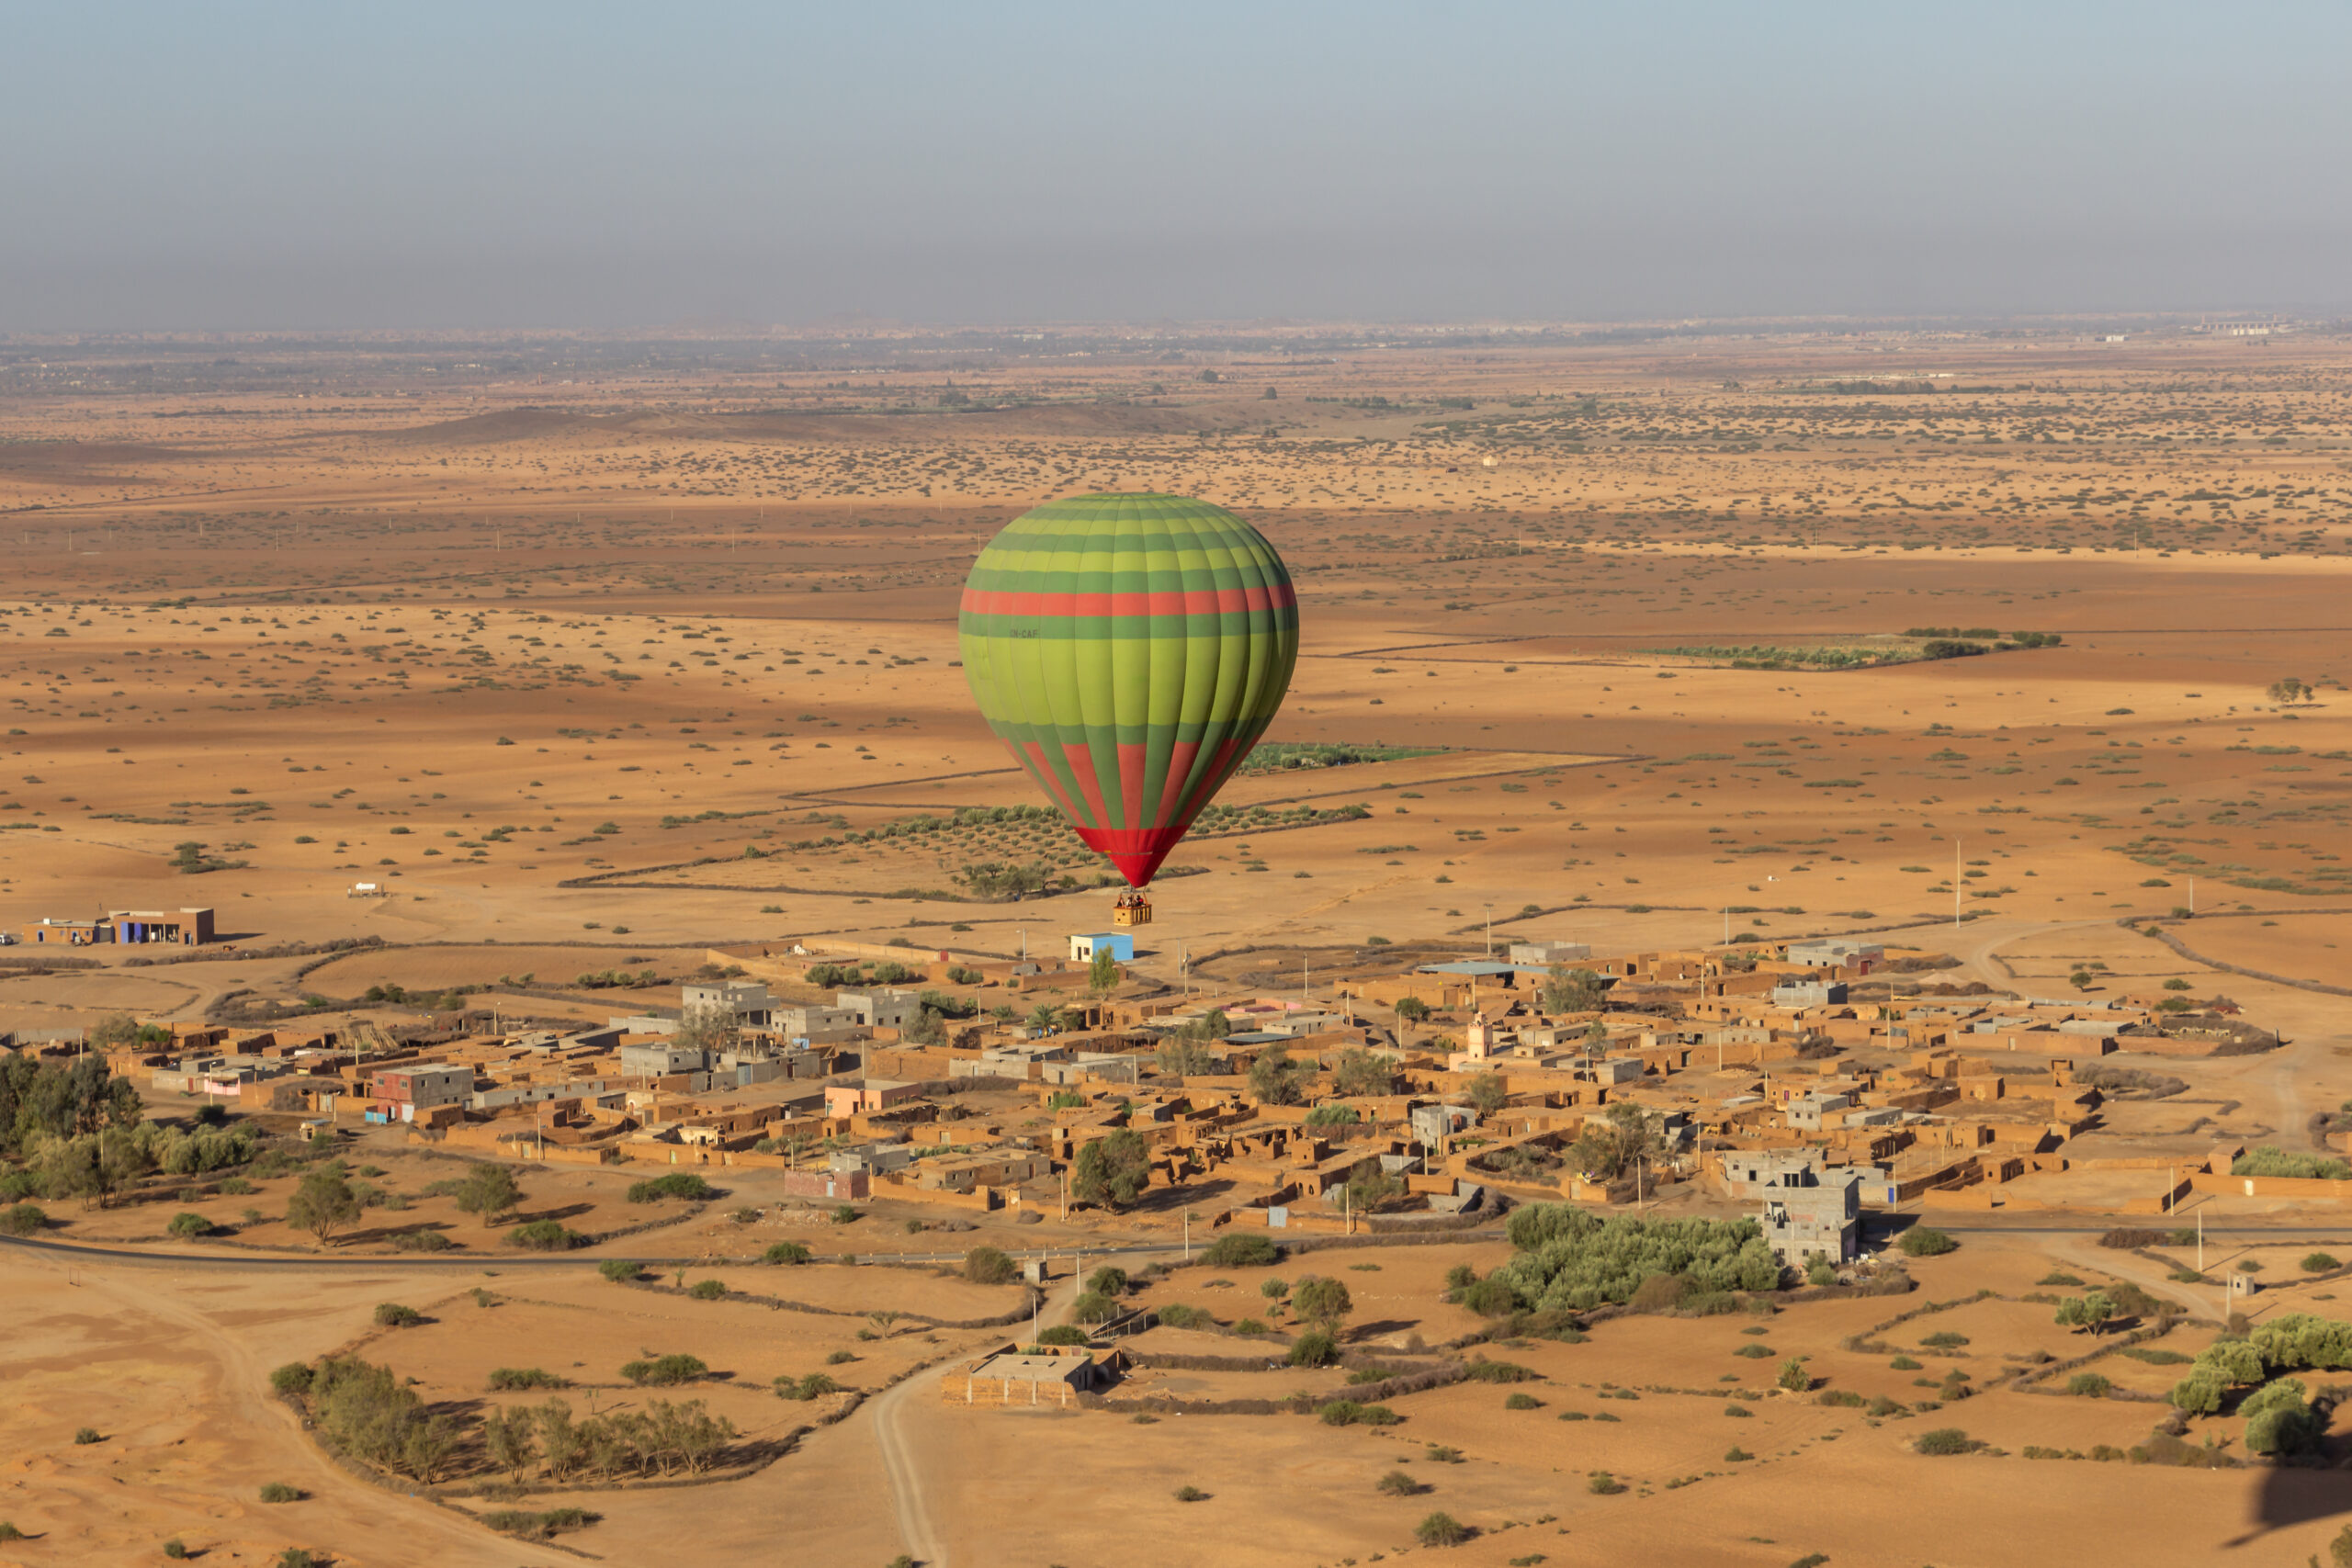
[958,494,1298,925]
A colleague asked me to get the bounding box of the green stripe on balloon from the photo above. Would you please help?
[958,494,1297,885]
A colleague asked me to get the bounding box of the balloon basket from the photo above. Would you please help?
[1113,892,1153,928]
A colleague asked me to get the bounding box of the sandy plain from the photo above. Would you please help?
[7,322,2352,1564]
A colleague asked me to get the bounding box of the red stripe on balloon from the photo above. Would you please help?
[959,583,1297,617]
[1154,738,1202,828]
[1016,739,1086,825]
[1062,741,1113,829]
[1116,741,1148,828]
[1073,824,1191,889]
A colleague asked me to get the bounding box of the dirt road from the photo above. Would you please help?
[21,1250,573,1566]
[867,1260,1096,1567]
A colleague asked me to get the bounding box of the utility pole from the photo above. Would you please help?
[1954,836,1962,931]
[1484,903,1494,957]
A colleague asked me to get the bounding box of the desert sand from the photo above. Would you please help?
[7,322,2352,1565]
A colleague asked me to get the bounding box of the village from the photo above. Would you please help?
[15,919,2301,1267]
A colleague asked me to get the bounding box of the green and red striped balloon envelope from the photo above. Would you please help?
[957,494,1299,888]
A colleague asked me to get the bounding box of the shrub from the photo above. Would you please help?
[391,1229,452,1252]
[1319,1401,1399,1427]
[1734,1343,1773,1359]
[1464,1359,1537,1383]
[830,1204,858,1225]
[0,1524,18,1541]
[1899,1226,1956,1258]
[164,1540,188,1559]
[626,1173,716,1203]
[1154,1303,1211,1330]
[1920,1331,1970,1349]
[1287,1329,1340,1368]
[2233,1145,2352,1180]
[259,1482,302,1503]
[1777,1359,1810,1393]
[1416,1512,1468,1546]
[73,1427,101,1445]
[2302,1252,2341,1273]
[507,1219,587,1250]
[1915,1427,1981,1455]
[763,1241,812,1266]
[687,1280,728,1300]
[1200,1232,1280,1269]
[1493,1206,1781,1311]
[1587,1472,1624,1495]
[167,1211,215,1239]
[1725,1446,1752,1461]
[1173,1484,1206,1502]
[271,1361,315,1395]
[280,1552,315,1568]
[1890,1356,1922,1371]
[1504,1392,1542,1410]
[621,1353,708,1386]
[964,1246,1016,1285]
[481,1507,600,1540]
[1036,1325,1089,1347]
[2,1202,48,1236]
[1724,1404,1753,1417]
[1628,1272,1691,1313]
[600,1258,647,1281]
[2067,1373,2112,1398]
[1071,1291,1119,1324]
[1378,1469,1421,1496]
[826,1349,856,1365]
[1458,1277,1519,1316]
[488,1368,565,1390]
[775,1373,840,1401]
[372,1303,422,1328]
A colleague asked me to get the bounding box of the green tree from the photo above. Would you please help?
[673,1003,741,1055]
[1089,946,1120,996]
[1330,1047,1393,1098]
[1465,1073,1510,1116]
[2054,1292,2116,1336]
[1292,1276,1353,1328]
[1026,1002,1063,1034]
[482,1407,537,1482]
[454,1163,523,1227]
[1248,1045,1313,1107]
[1157,1036,1215,1077]
[964,1246,1016,1285]
[287,1170,361,1247]
[1568,1102,1664,1181]
[1395,996,1430,1023]
[1073,1129,1153,1209]
[1541,966,1606,1015]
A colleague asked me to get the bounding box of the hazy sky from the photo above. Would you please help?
[6,1,2347,330]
